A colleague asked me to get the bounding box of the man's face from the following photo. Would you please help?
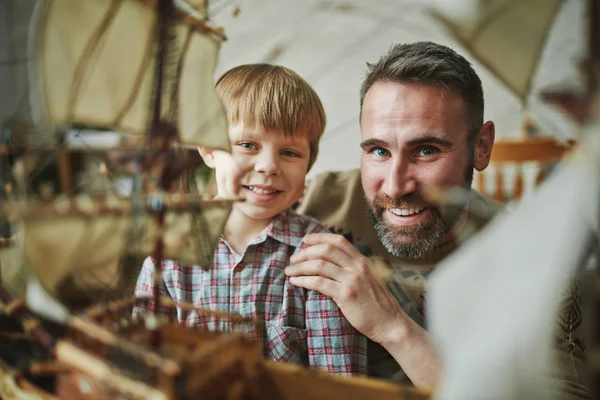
[360,81,475,259]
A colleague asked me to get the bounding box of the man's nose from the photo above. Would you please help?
[254,150,282,176]
[383,157,417,199]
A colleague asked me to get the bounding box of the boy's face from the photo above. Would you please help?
[209,123,311,222]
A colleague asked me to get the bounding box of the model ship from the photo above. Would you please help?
[0,1,430,399]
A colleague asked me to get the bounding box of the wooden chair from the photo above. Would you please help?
[475,137,576,203]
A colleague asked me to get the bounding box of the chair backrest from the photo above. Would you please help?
[475,137,576,203]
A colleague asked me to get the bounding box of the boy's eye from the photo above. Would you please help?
[373,148,390,157]
[281,150,301,157]
[238,142,257,150]
[416,146,439,157]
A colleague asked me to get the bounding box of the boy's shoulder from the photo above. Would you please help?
[270,209,329,253]
[278,208,330,236]
[267,208,329,249]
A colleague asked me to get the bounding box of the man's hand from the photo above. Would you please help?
[285,233,411,345]
[286,233,441,388]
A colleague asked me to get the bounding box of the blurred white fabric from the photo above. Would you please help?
[427,131,600,399]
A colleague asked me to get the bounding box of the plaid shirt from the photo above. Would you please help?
[135,208,367,375]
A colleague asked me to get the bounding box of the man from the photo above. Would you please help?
[285,42,590,398]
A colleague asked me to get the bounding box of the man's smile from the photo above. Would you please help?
[385,207,431,226]
[388,206,427,216]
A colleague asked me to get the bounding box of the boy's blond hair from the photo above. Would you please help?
[216,64,326,171]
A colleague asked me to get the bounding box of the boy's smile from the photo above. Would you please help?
[242,184,283,202]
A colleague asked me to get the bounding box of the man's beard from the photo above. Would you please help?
[367,160,474,260]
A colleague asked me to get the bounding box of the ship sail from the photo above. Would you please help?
[7,0,238,296]
[29,0,230,151]
[0,236,28,300]
[19,196,232,295]
[428,0,565,101]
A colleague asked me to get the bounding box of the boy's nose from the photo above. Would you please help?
[254,153,282,176]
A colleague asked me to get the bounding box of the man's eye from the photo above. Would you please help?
[417,146,439,157]
[238,142,257,150]
[373,148,390,157]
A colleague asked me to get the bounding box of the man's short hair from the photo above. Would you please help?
[216,64,326,170]
[360,41,484,143]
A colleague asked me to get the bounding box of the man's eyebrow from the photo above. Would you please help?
[360,138,389,149]
[406,136,454,148]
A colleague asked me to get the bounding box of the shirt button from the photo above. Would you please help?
[234,264,244,272]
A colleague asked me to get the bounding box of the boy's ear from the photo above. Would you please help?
[197,146,216,168]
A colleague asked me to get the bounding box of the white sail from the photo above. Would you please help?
[428,131,600,399]
[29,0,229,150]
[20,196,233,295]
[428,0,565,100]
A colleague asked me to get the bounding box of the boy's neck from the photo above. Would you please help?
[222,208,275,255]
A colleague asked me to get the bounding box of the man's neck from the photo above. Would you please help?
[439,207,470,247]
[223,208,274,255]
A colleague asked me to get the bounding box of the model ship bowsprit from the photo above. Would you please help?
[0,0,431,399]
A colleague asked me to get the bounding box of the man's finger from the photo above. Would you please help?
[288,275,341,298]
[301,233,362,258]
[285,260,345,283]
[290,243,357,269]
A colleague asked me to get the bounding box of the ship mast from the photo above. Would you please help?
[147,0,178,348]
[588,0,600,396]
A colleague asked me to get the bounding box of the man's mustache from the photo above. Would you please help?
[372,193,433,210]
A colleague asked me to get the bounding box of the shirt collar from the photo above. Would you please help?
[250,208,303,248]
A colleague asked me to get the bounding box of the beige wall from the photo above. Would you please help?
[212,0,585,177]
[0,0,584,178]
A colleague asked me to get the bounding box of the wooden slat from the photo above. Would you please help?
[490,137,570,163]
[67,317,180,376]
[535,168,547,187]
[494,168,504,203]
[513,167,524,200]
[263,361,430,400]
[476,171,486,194]
[55,342,169,400]
[57,150,73,195]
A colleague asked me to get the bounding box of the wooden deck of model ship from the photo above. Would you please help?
[0,295,430,400]
[55,298,263,399]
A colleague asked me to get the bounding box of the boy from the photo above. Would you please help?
[135,64,367,375]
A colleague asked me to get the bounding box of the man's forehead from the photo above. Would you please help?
[360,82,469,140]
[363,81,464,115]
